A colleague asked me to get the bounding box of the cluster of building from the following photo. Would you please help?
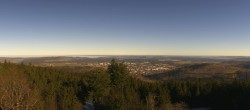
[84,61,174,75]
[39,61,174,75]
[124,62,174,75]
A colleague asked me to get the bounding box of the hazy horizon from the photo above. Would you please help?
[1,0,250,56]
[1,54,250,58]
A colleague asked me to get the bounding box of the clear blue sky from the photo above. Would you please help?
[0,0,250,56]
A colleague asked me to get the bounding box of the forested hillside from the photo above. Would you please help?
[147,63,250,80]
[1,60,250,110]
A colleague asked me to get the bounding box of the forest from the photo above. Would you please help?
[1,59,250,110]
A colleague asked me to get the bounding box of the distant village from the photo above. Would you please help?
[38,61,175,75]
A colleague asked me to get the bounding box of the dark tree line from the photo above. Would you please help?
[1,60,250,110]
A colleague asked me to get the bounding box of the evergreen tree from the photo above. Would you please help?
[108,59,129,88]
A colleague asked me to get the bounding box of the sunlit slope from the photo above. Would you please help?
[147,63,250,80]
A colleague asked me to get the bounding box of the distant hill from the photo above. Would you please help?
[146,63,249,80]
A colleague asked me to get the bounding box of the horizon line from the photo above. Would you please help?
[0,54,250,58]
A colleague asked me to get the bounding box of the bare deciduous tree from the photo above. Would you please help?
[0,74,38,110]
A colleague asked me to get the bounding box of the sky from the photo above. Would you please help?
[0,0,250,56]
